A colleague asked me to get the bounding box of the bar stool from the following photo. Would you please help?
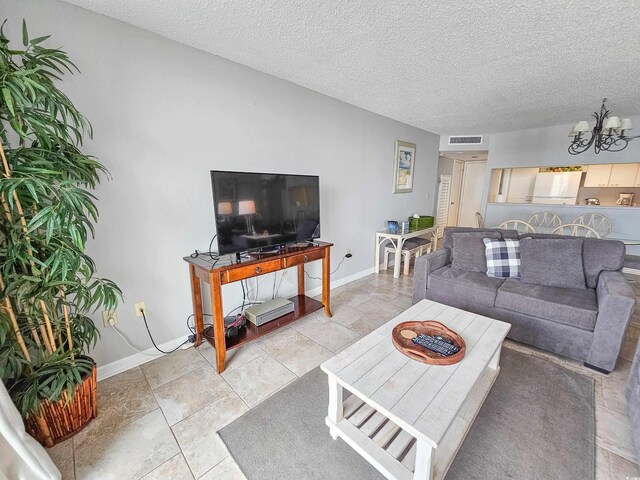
[383,238,432,275]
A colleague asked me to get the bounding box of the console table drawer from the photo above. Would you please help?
[284,250,324,268]
[223,258,282,283]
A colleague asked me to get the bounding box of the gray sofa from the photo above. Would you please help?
[413,227,636,373]
[628,341,640,461]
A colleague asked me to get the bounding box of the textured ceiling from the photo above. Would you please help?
[61,0,640,134]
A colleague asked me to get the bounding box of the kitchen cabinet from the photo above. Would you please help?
[608,163,639,187]
[584,164,612,187]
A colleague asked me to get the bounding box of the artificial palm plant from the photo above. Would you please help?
[0,20,121,443]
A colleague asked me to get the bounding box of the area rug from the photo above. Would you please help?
[219,349,595,480]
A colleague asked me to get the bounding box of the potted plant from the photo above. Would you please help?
[0,21,121,446]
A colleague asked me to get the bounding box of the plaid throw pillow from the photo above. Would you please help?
[483,238,521,278]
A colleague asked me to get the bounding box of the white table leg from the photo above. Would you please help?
[413,438,435,480]
[327,375,344,440]
[375,234,382,274]
[488,347,502,371]
[393,238,405,279]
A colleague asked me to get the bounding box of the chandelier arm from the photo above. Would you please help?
[568,134,595,155]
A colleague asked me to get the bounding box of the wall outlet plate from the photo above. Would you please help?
[102,310,118,327]
[134,302,146,317]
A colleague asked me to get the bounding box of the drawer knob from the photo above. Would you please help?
[255,267,262,274]
[303,255,309,262]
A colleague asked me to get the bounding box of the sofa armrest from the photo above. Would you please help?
[412,248,451,304]
[587,271,637,372]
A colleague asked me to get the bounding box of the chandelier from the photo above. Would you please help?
[568,99,637,155]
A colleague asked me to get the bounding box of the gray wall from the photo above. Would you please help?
[1,0,440,369]
[483,119,640,253]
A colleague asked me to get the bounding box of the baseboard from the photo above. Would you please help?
[97,335,190,381]
[97,266,375,382]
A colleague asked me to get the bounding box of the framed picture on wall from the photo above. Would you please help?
[393,140,416,193]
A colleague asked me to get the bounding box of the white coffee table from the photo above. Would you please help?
[321,300,511,480]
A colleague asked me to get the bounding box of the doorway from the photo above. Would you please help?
[437,151,488,228]
[457,161,487,227]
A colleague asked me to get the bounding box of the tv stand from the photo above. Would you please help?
[184,241,333,373]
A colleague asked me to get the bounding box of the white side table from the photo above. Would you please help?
[375,227,437,278]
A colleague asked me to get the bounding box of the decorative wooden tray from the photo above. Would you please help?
[391,321,466,365]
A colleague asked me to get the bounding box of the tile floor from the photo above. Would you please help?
[47,270,640,479]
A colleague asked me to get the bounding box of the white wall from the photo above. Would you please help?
[1,0,440,369]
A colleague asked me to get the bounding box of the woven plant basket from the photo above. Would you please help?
[24,358,98,447]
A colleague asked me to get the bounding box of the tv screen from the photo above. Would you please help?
[210,171,320,255]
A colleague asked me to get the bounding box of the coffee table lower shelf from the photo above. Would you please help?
[324,365,500,480]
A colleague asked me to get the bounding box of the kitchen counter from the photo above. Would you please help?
[487,202,640,209]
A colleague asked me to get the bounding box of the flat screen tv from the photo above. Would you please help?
[210,170,320,255]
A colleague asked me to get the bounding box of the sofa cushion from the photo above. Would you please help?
[428,265,504,307]
[520,237,586,289]
[451,231,502,272]
[483,238,521,278]
[583,238,625,289]
[496,278,598,331]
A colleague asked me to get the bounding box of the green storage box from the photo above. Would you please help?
[408,215,434,231]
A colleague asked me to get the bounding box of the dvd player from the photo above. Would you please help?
[244,298,294,326]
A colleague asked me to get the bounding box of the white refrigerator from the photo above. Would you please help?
[532,171,582,205]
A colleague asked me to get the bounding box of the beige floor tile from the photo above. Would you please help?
[290,315,359,353]
[620,338,639,362]
[596,447,611,480]
[142,453,194,480]
[609,450,640,479]
[332,291,373,308]
[197,341,264,373]
[75,409,179,480]
[47,438,75,480]
[141,347,208,389]
[341,312,390,336]
[602,376,629,415]
[172,392,247,478]
[199,456,247,480]
[354,298,403,318]
[324,303,366,327]
[596,403,638,463]
[221,354,296,407]
[256,325,334,373]
[153,366,234,425]
[73,367,158,449]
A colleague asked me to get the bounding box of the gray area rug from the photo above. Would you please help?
[219,349,595,480]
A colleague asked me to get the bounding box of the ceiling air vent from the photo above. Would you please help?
[448,135,483,145]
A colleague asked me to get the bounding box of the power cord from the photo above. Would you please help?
[190,234,220,266]
[141,309,189,354]
[305,253,350,280]
[110,323,162,356]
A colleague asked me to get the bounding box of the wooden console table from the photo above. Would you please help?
[184,241,333,373]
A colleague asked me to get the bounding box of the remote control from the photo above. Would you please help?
[412,334,459,356]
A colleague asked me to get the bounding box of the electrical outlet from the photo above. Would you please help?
[346,248,353,258]
[102,310,118,327]
[134,302,146,317]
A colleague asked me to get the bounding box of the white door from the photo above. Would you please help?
[457,161,487,227]
[447,160,464,226]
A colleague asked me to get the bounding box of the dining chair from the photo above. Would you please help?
[552,223,601,238]
[497,220,536,234]
[528,211,562,234]
[571,213,612,238]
